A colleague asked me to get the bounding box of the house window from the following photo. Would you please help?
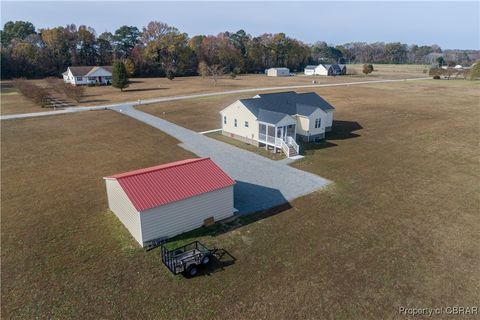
[234,119,237,127]
[223,116,227,125]
[244,121,249,128]
[88,76,96,81]
[76,77,83,81]
[314,118,321,128]
[105,76,112,80]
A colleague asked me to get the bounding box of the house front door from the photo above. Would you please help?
[276,127,283,140]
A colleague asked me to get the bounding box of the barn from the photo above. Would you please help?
[104,158,236,247]
[267,67,290,77]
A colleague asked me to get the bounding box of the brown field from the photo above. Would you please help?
[1,78,479,319]
[0,83,45,115]
[1,64,427,115]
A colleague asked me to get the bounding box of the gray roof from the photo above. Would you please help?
[67,66,112,76]
[240,91,335,124]
[305,65,317,70]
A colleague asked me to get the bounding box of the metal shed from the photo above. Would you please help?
[267,67,290,77]
[104,158,236,247]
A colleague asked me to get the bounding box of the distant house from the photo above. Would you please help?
[304,64,346,76]
[267,67,290,77]
[104,158,235,247]
[220,91,335,157]
[304,65,317,76]
[63,66,113,86]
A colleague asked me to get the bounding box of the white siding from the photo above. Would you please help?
[315,65,329,76]
[140,186,234,244]
[304,69,315,75]
[308,108,327,135]
[325,110,334,128]
[105,179,143,245]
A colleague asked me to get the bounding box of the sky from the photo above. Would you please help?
[1,1,479,50]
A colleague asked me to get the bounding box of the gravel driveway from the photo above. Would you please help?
[112,106,330,214]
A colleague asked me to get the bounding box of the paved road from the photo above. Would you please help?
[112,105,330,214]
[1,77,429,121]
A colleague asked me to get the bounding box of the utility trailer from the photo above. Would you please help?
[161,241,213,277]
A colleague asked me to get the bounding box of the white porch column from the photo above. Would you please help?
[265,124,268,150]
[273,125,277,153]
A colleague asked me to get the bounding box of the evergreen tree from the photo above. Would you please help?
[112,60,129,91]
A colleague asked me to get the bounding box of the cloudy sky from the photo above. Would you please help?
[1,1,478,49]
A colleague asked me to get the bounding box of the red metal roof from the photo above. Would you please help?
[104,158,235,212]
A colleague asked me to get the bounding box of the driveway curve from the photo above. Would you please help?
[112,105,330,214]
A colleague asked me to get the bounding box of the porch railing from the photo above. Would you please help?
[258,133,283,147]
[258,133,300,158]
[286,136,299,154]
[280,139,290,157]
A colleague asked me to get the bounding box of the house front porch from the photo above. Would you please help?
[257,122,300,158]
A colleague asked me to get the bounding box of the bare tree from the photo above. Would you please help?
[206,64,224,86]
[64,85,85,103]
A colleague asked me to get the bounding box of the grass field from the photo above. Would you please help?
[1,64,427,115]
[1,78,479,319]
[0,82,45,115]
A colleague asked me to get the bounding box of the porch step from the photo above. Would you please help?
[288,145,298,157]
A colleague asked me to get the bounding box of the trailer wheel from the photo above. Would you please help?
[201,255,210,265]
[186,265,198,277]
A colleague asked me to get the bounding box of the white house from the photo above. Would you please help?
[304,64,346,76]
[220,91,335,157]
[63,66,113,86]
[104,158,236,247]
[267,67,290,77]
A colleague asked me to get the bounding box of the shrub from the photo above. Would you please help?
[362,64,374,75]
[468,61,480,80]
[433,75,441,80]
[64,85,85,103]
[12,78,50,107]
[166,70,175,80]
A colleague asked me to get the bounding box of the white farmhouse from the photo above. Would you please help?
[104,158,236,247]
[267,67,290,77]
[304,64,346,76]
[63,66,113,86]
[220,91,335,158]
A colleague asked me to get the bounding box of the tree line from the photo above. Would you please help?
[1,20,479,79]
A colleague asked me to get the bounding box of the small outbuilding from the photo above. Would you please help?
[104,158,236,247]
[267,67,290,77]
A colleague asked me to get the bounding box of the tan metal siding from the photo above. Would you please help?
[140,186,234,244]
[105,179,143,245]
